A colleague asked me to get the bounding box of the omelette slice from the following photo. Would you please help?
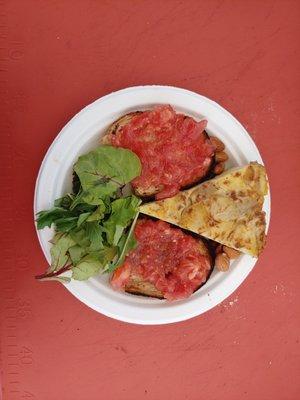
[139,162,269,257]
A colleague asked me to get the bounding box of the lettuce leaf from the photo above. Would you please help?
[85,222,104,251]
[55,216,78,232]
[68,245,87,265]
[49,233,75,272]
[73,145,141,190]
[54,194,75,209]
[36,207,71,229]
[108,212,139,272]
[104,196,141,245]
[72,247,117,280]
[36,146,142,283]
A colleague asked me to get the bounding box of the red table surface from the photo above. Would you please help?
[1,1,300,399]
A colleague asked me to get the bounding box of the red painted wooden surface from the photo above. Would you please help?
[1,1,299,399]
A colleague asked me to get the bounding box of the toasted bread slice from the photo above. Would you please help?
[139,163,269,257]
[102,111,142,141]
[112,235,212,299]
[102,110,215,198]
[125,273,164,299]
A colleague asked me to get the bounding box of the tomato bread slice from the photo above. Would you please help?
[102,106,227,199]
[111,219,213,300]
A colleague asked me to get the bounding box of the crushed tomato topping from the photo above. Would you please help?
[111,219,211,300]
[109,105,214,200]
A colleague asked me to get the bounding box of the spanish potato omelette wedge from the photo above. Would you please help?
[139,162,268,257]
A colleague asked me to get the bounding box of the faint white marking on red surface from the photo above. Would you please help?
[273,283,286,295]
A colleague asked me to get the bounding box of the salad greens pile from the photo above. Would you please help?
[36,145,142,283]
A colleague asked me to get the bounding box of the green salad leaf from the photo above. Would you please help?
[54,194,75,209]
[86,202,106,221]
[77,212,91,227]
[74,145,141,190]
[68,244,87,265]
[70,185,115,209]
[55,216,78,232]
[72,247,117,280]
[36,207,71,229]
[49,233,75,272]
[38,276,72,283]
[69,227,91,248]
[104,196,141,245]
[108,212,140,272]
[71,254,103,281]
[85,222,104,251]
[36,145,142,283]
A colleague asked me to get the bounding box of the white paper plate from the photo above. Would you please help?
[34,85,270,325]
